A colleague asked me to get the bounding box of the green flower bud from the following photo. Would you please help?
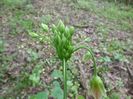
[57,20,65,33]
[62,34,67,45]
[52,24,57,33]
[57,31,61,37]
[56,47,62,60]
[69,26,75,36]
[51,20,74,61]
[68,45,74,54]
[63,49,67,54]
[53,35,58,46]
[90,75,106,99]
[41,23,49,32]
[57,35,61,46]
[65,52,70,60]
[65,40,69,47]
[64,27,71,40]
[64,27,69,35]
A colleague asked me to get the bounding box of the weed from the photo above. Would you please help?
[51,81,64,99]
[9,17,34,35]
[98,56,112,63]
[29,64,43,86]
[27,49,39,62]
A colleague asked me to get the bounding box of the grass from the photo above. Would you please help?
[0,0,35,35]
[76,0,133,31]
[1,0,28,7]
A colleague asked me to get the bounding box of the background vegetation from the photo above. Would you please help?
[0,0,133,99]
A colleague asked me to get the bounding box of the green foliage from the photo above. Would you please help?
[14,63,44,93]
[109,92,121,99]
[98,56,112,63]
[51,70,63,80]
[77,0,97,12]
[51,81,63,99]
[108,0,133,5]
[67,81,80,97]
[0,97,3,99]
[97,66,109,75]
[51,20,76,99]
[107,40,122,52]
[77,95,85,99]
[2,0,34,35]
[9,13,33,35]
[125,96,131,99]
[0,39,4,53]
[113,52,125,61]
[29,91,49,99]
[28,31,39,38]
[29,64,43,86]
[1,0,27,7]
[27,49,39,62]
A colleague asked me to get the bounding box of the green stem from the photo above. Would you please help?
[73,46,97,76]
[63,59,67,99]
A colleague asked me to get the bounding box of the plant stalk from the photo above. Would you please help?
[63,59,67,99]
[73,46,97,76]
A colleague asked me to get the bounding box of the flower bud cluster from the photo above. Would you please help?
[52,20,75,61]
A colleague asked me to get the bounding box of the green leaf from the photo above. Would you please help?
[27,49,39,62]
[51,70,63,80]
[29,91,49,99]
[69,26,75,36]
[98,56,111,63]
[41,15,52,24]
[51,81,63,99]
[84,37,91,43]
[28,31,39,38]
[41,23,49,32]
[67,80,73,87]
[29,64,43,86]
[0,96,4,99]
[29,73,40,86]
[114,53,125,61]
[52,24,57,33]
[77,95,85,99]
[109,92,120,99]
